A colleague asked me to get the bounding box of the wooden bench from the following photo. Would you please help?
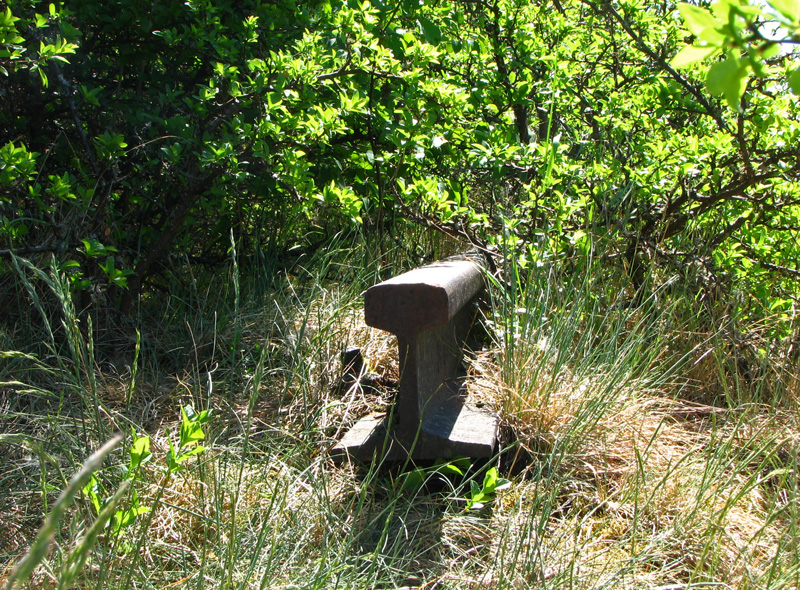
[333,255,498,461]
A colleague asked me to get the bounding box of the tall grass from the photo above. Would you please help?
[1,230,798,589]
[475,235,799,588]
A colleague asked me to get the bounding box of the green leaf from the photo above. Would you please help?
[437,463,463,476]
[494,477,512,493]
[112,504,150,533]
[102,256,115,275]
[678,3,719,37]
[81,238,116,258]
[175,445,205,464]
[129,430,151,474]
[768,0,800,24]
[112,489,150,534]
[0,7,21,29]
[468,480,486,509]
[483,467,498,492]
[418,16,442,46]
[82,475,101,513]
[470,480,481,498]
[399,468,426,491]
[789,67,800,94]
[671,44,720,67]
[166,430,179,473]
[706,56,748,110]
[760,43,780,60]
[179,407,206,448]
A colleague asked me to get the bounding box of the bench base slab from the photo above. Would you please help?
[332,402,498,462]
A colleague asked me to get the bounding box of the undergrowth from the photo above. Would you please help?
[1,231,798,589]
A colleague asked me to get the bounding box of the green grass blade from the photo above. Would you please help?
[57,479,131,590]
[4,433,123,590]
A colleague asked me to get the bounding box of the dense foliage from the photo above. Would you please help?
[1,0,799,337]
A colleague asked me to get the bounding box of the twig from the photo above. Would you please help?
[0,244,75,257]
[590,0,731,133]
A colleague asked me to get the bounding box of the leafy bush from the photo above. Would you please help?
[1,0,798,350]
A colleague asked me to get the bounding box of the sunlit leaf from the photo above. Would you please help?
[671,44,720,67]
[706,55,748,110]
[767,0,800,24]
[789,66,800,94]
[678,3,719,37]
[418,16,442,46]
[129,430,151,474]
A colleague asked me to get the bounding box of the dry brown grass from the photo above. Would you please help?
[3,249,799,590]
[462,332,800,589]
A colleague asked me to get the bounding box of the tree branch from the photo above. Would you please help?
[591,0,731,133]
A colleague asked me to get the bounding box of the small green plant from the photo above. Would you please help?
[81,240,135,289]
[81,428,153,538]
[27,406,213,590]
[466,467,511,511]
[81,407,209,539]
[397,457,471,492]
[397,460,512,512]
[166,405,211,474]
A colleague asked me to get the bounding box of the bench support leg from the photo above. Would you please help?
[333,258,498,462]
